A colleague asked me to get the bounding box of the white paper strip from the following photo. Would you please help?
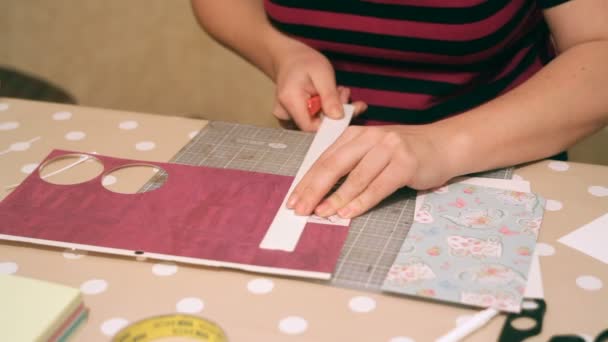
[259,104,354,252]
[524,254,544,299]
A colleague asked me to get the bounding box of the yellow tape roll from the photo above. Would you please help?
[112,314,228,342]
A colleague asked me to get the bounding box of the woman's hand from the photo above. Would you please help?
[287,124,456,219]
[271,40,366,131]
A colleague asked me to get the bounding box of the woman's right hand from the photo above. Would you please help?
[271,40,366,131]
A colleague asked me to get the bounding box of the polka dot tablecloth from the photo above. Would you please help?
[1,98,607,341]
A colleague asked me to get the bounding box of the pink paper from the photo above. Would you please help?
[0,150,349,275]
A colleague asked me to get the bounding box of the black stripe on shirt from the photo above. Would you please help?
[269,0,513,24]
[268,0,536,56]
[354,44,540,124]
[321,21,551,72]
[336,71,460,95]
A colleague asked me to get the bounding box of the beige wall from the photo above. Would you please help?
[1,0,606,164]
[0,0,277,127]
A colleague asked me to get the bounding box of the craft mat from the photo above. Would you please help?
[141,121,512,291]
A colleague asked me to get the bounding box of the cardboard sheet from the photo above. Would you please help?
[0,150,350,279]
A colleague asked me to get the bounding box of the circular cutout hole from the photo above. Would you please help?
[102,164,168,194]
[510,317,537,331]
[39,154,103,185]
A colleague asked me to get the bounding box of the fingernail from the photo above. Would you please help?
[315,201,331,217]
[337,206,353,219]
[287,194,298,208]
[295,203,310,216]
[330,105,343,119]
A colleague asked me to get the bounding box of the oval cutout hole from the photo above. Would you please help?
[102,164,168,194]
[510,317,537,331]
[521,300,539,311]
[39,154,103,185]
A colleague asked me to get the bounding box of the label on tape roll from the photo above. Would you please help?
[112,314,228,342]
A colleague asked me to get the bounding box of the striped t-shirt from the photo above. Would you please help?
[265,0,570,125]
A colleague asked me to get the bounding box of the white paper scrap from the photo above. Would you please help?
[524,254,544,299]
[558,213,608,264]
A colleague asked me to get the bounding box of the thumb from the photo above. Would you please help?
[310,72,343,120]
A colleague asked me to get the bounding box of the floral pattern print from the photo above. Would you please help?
[382,183,545,313]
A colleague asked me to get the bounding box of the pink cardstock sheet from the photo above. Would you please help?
[0,150,350,278]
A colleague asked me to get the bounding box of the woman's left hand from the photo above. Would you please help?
[286,124,456,219]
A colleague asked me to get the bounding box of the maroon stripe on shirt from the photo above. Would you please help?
[266,0,523,41]
[350,87,436,110]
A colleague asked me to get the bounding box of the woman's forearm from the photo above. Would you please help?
[190,0,293,80]
[436,40,608,177]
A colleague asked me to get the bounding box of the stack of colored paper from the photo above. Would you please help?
[0,274,88,341]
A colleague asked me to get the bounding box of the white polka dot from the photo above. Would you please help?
[0,103,9,111]
[348,296,376,313]
[63,249,86,259]
[52,111,72,120]
[135,141,156,151]
[80,279,108,295]
[576,275,603,291]
[176,297,204,313]
[65,131,86,141]
[152,262,178,276]
[119,120,139,130]
[512,174,524,181]
[389,337,415,342]
[247,278,274,294]
[278,316,308,335]
[102,175,117,186]
[188,130,199,139]
[535,243,555,256]
[588,186,608,197]
[21,163,39,174]
[0,262,18,274]
[10,141,32,152]
[545,199,563,211]
[100,318,129,336]
[548,161,569,172]
[268,142,287,149]
[455,315,473,327]
[0,121,19,131]
[522,300,539,310]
